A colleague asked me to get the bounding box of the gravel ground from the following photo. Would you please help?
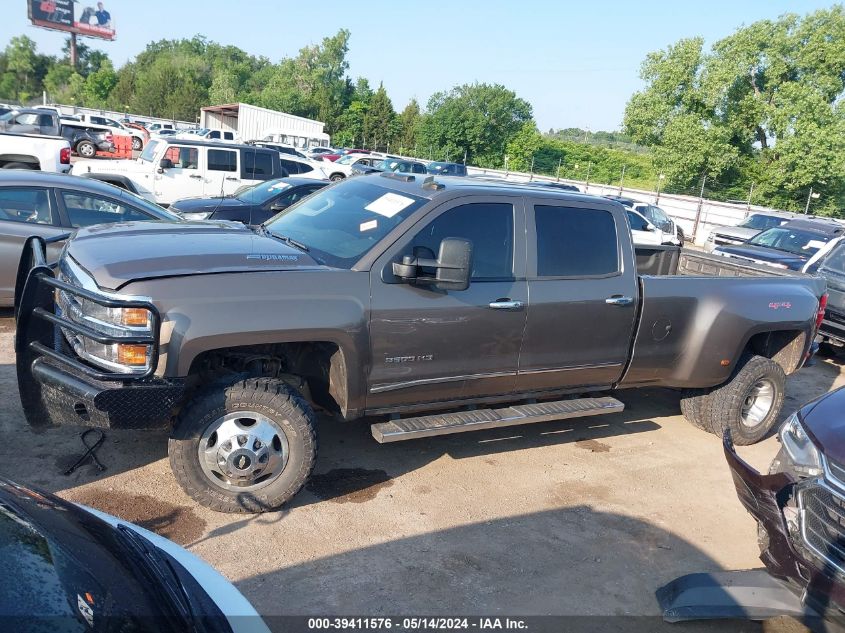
[1,309,842,632]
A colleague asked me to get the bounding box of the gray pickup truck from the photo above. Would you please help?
[15,174,828,513]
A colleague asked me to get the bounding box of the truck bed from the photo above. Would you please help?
[635,245,807,279]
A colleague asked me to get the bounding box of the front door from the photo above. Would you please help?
[367,197,527,410]
[516,199,639,391]
[154,144,201,204]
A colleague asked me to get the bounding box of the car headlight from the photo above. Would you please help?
[181,211,213,221]
[778,413,823,477]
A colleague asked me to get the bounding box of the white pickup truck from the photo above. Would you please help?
[0,132,71,173]
[73,137,285,205]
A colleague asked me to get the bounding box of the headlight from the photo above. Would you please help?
[181,211,213,220]
[779,413,823,476]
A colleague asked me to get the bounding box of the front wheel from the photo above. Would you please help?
[168,377,318,513]
[329,173,345,182]
[131,136,143,151]
[76,140,96,158]
[700,355,786,445]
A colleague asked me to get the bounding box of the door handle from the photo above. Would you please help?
[489,299,525,310]
[188,174,202,179]
[605,295,634,306]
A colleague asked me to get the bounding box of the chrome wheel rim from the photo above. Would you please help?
[198,411,289,492]
[740,379,775,428]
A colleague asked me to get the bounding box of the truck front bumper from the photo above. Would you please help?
[15,236,183,430]
[724,436,845,626]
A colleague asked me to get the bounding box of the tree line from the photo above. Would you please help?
[1,6,843,215]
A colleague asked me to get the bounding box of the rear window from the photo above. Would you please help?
[748,226,831,256]
[242,150,274,179]
[820,242,845,275]
[208,149,237,172]
[534,205,619,277]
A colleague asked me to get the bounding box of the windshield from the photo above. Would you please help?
[264,179,428,268]
[237,178,293,205]
[0,111,14,122]
[748,226,830,256]
[138,139,162,162]
[118,189,181,220]
[648,205,670,224]
[738,214,786,231]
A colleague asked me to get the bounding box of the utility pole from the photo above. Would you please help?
[691,175,708,243]
[556,157,562,182]
[504,155,510,175]
[463,149,467,164]
[585,161,592,190]
[618,165,626,194]
[69,32,78,69]
[805,186,814,214]
[529,156,535,181]
[655,173,665,204]
[747,183,754,211]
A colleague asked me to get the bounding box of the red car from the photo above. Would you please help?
[320,148,370,162]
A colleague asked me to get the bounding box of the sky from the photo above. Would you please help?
[1,0,838,131]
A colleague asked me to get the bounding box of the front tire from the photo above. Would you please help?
[169,377,317,513]
[132,136,143,151]
[330,173,345,182]
[700,355,786,445]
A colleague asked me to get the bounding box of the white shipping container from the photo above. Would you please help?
[200,103,330,148]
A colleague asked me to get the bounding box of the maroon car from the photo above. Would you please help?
[320,148,370,162]
[725,386,845,624]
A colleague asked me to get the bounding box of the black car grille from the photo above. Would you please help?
[799,483,845,576]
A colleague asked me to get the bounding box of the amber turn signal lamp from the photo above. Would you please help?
[117,344,149,366]
[121,308,149,327]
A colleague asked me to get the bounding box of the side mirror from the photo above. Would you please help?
[392,238,472,291]
[159,158,173,171]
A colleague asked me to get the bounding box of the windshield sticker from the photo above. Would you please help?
[360,219,378,232]
[364,192,415,218]
[805,240,826,250]
[77,594,94,627]
[270,182,291,191]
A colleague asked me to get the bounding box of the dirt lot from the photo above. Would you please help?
[1,309,842,631]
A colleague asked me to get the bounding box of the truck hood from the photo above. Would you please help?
[711,226,759,242]
[801,387,845,466]
[67,221,325,290]
[713,244,809,270]
[169,196,248,214]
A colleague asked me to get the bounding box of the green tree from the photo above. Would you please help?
[363,84,397,149]
[418,83,532,167]
[624,6,845,214]
[398,98,421,153]
[506,121,543,172]
[83,59,118,107]
[5,36,37,100]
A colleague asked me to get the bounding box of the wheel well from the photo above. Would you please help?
[187,342,348,414]
[745,330,806,375]
[0,155,40,168]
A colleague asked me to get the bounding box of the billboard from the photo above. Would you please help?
[28,1,116,41]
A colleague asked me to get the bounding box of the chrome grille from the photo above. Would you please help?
[799,483,845,576]
[826,457,845,491]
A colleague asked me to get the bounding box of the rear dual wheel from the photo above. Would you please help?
[679,355,785,445]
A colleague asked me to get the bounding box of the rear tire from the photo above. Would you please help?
[700,355,786,445]
[76,140,96,158]
[168,377,318,513]
[330,173,345,182]
[679,388,714,431]
[132,136,143,151]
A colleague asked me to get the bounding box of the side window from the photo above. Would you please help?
[14,113,39,126]
[38,114,55,128]
[60,191,155,227]
[626,210,649,231]
[820,242,845,275]
[164,146,198,169]
[223,132,234,141]
[208,149,237,172]
[209,130,221,140]
[535,205,619,277]
[410,203,514,280]
[244,151,273,179]
[280,159,301,174]
[0,188,54,225]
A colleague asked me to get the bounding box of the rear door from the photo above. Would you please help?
[516,199,639,391]
[367,196,528,410]
[205,147,240,196]
[0,187,66,304]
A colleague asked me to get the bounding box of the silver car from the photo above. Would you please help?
[705,211,799,252]
[0,171,179,306]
